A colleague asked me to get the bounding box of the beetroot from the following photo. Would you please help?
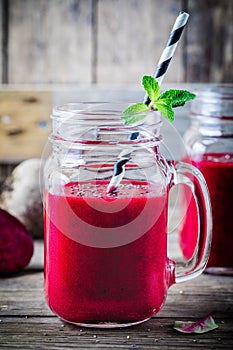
[0,208,34,274]
[0,158,43,238]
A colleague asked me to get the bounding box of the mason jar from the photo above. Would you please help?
[43,102,212,327]
[182,86,233,275]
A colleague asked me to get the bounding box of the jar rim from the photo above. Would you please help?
[50,102,162,146]
[51,102,161,125]
[193,84,233,101]
[190,85,233,119]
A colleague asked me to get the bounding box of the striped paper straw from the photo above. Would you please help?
[106,132,139,194]
[107,11,189,194]
[144,11,189,105]
[106,158,130,194]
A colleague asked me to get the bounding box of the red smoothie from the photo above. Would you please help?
[180,154,233,268]
[44,181,174,325]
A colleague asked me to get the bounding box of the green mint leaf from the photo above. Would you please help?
[120,75,196,125]
[159,89,196,108]
[174,314,219,334]
[122,113,148,125]
[123,103,150,115]
[122,103,150,125]
[154,98,174,122]
[142,75,160,102]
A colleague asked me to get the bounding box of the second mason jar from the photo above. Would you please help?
[182,86,233,275]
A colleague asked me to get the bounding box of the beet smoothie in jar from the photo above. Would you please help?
[44,180,169,324]
[43,103,211,327]
[181,86,233,274]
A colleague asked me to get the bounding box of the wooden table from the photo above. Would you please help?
[0,241,233,349]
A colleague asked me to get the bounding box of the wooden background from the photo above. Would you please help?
[0,0,232,85]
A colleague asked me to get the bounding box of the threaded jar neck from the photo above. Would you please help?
[50,102,162,147]
[190,86,233,137]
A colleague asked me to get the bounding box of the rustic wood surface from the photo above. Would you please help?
[0,90,52,161]
[96,0,183,84]
[7,0,93,84]
[0,1,2,81]
[185,0,233,83]
[0,240,233,349]
[0,0,232,84]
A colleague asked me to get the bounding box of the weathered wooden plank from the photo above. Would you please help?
[97,0,184,84]
[8,0,93,83]
[0,316,232,349]
[0,0,9,83]
[2,0,232,85]
[185,0,233,82]
[0,90,53,160]
[0,1,3,82]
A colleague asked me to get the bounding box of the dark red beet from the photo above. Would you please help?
[0,208,34,274]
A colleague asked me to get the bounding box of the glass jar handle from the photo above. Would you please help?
[171,161,212,283]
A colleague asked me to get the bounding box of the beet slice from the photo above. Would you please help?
[0,208,34,274]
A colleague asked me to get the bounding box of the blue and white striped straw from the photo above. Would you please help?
[107,11,189,194]
[144,11,189,105]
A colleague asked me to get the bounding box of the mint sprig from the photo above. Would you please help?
[122,75,196,124]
